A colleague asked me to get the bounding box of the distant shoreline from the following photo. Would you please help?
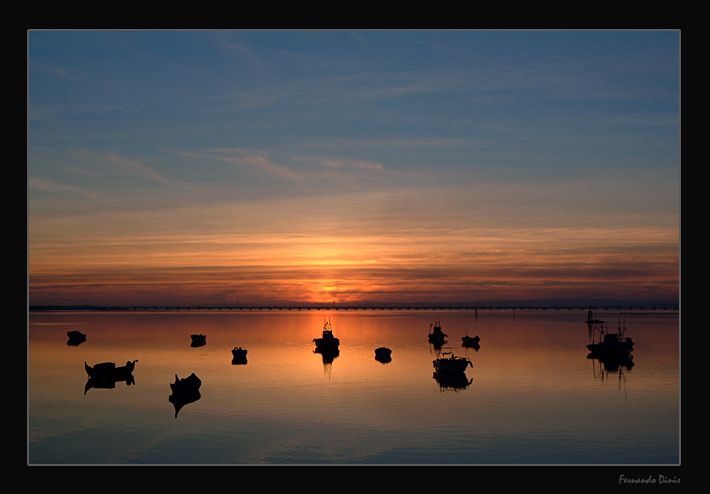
[27,304,679,313]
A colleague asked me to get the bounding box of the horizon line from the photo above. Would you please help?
[28,300,680,312]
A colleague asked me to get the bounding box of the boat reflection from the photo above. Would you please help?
[433,371,473,391]
[85,373,135,394]
[588,353,634,390]
[314,346,339,364]
[169,390,201,417]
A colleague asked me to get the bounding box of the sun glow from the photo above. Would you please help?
[28,218,679,307]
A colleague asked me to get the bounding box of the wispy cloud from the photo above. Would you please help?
[29,177,97,199]
[319,158,385,173]
[170,147,300,181]
[99,150,172,184]
[28,60,80,82]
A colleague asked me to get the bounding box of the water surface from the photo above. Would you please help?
[28,309,679,464]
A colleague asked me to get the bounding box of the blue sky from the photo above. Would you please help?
[28,30,680,306]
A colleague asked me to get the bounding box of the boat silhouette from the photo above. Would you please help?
[168,373,202,417]
[190,334,206,347]
[428,319,447,344]
[374,347,392,363]
[67,330,86,346]
[232,347,248,364]
[461,330,480,349]
[84,360,137,394]
[170,373,201,393]
[85,360,137,378]
[432,349,473,390]
[587,319,634,356]
[433,351,472,373]
[313,318,339,350]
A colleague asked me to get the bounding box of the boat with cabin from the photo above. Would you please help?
[428,319,447,343]
[433,351,472,373]
[84,360,137,393]
[314,318,340,350]
[232,346,248,364]
[85,360,137,378]
[587,319,634,355]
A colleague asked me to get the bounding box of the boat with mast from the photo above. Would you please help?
[428,319,447,343]
[587,318,634,355]
[586,306,604,325]
[313,318,339,350]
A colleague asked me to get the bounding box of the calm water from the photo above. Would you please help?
[27,310,679,465]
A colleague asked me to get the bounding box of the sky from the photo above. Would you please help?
[27,30,680,307]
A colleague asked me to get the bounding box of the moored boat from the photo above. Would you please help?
[313,318,339,349]
[170,373,201,393]
[67,330,86,345]
[190,334,206,347]
[85,360,137,378]
[461,334,480,347]
[374,347,392,363]
[433,352,472,373]
[169,373,201,417]
[587,320,634,355]
[232,346,248,364]
[428,319,447,342]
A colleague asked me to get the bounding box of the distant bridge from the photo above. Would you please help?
[29,304,679,313]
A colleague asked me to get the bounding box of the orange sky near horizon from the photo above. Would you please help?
[29,204,679,306]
